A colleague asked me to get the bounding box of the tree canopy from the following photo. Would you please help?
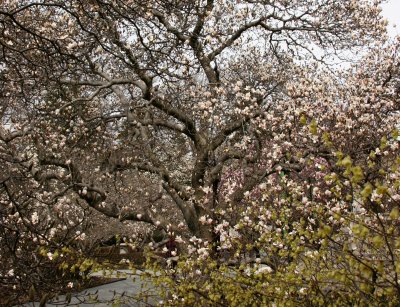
[1,0,400,305]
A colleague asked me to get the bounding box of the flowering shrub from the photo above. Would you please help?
[140,130,400,306]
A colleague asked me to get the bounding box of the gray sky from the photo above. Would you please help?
[381,0,400,36]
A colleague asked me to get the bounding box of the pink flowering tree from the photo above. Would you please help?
[1,0,400,304]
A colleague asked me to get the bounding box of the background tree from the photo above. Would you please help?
[0,0,388,237]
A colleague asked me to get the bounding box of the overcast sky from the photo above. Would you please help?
[381,0,400,36]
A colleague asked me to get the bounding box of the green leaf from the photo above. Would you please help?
[392,128,399,140]
[322,132,332,147]
[390,207,399,220]
[300,114,307,125]
[361,183,373,199]
[318,225,331,238]
[309,119,317,135]
[369,151,376,160]
[351,166,364,183]
[376,184,388,195]
[380,136,388,150]
[341,156,352,168]
[372,235,384,248]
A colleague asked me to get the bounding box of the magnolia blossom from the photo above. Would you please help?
[31,212,39,225]
[255,265,273,275]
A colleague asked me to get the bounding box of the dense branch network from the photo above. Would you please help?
[0,0,395,240]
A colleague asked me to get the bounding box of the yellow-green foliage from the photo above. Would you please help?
[137,146,400,306]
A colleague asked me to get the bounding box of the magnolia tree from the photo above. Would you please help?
[140,39,400,305]
[1,0,400,304]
